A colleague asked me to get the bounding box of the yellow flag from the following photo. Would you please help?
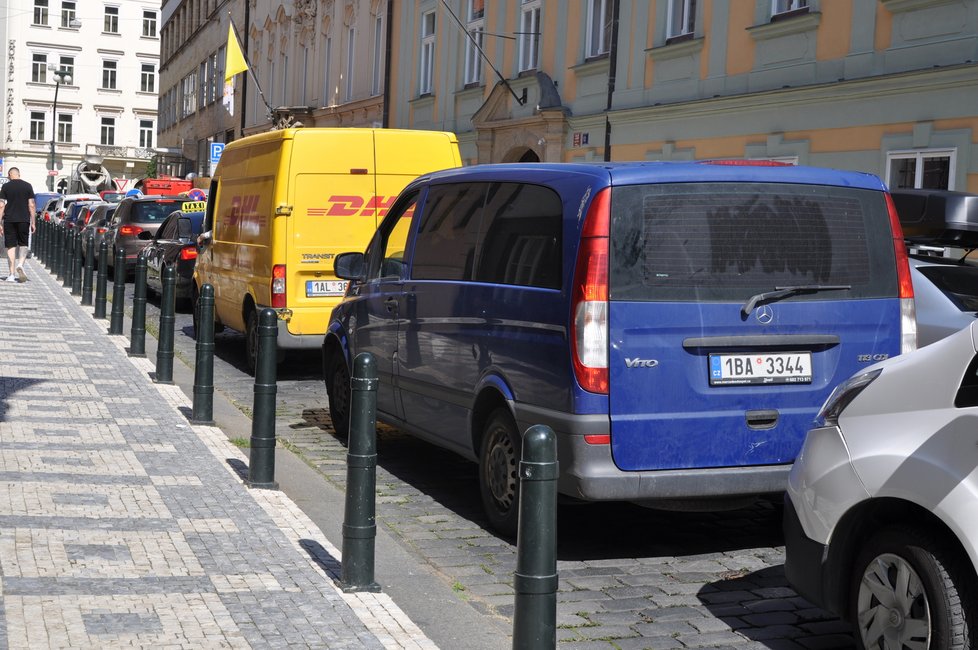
[225,24,248,82]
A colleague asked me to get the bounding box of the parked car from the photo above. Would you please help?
[62,200,104,231]
[99,190,125,203]
[33,192,60,217]
[143,206,206,302]
[323,161,916,534]
[40,193,101,224]
[79,203,118,266]
[909,253,978,346]
[102,195,184,274]
[784,319,978,649]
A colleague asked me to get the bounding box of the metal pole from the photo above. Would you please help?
[108,247,126,334]
[191,283,215,425]
[129,253,147,357]
[155,264,176,383]
[247,308,279,489]
[340,352,381,593]
[70,229,82,295]
[512,425,559,650]
[81,234,94,305]
[47,78,60,192]
[54,224,64,281]
[62,228,74,289]
[94,240,108,319]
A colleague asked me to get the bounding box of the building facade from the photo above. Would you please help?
[0,0,161,193]
[158,0,391,175]
[391,0,978,192]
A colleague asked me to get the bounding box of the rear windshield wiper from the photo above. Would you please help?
[741,285,852,317]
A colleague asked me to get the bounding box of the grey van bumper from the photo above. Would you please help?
[514,406,790,502]
[276,321,325,351]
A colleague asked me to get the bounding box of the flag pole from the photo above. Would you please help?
[227,15,273,115]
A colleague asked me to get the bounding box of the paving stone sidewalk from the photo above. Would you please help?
[0,259,436,649]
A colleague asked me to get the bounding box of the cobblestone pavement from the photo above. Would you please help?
[0,259,436,649]
[127,280,859,650]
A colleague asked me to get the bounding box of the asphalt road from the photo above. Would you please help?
[126,283,857,650]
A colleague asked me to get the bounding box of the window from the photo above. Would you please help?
[371,15,383,96]
[142,10,157,37]
[366,192,420,280]
[772,0,808,16]
[888,150,955,191]
[32,53,48,83]
[586,0,612,57]
[518,0,540,72]
[33,0,49,25]
[345,28,355,101]
[419,11,435,95]
[301,47,309,103]
[102,60,117,89]
[104,6,119,33]
[282,54,289,105]
[464,0,485,85]
[100,117,115,145]
[61,1,76,27]
[57,113,72,142]
[141,63,155,93]
[59,55,74,79]
[667,0,695,39]
[199,61,208,109]
[139,119,154,148]
[475,183,562,288]
[412,183,486,281]
[182,70,197,117]
[323,37,332,105]
[30,111,45,140]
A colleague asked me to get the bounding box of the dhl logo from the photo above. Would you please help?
[307,195,398,218]
[224,195,265,227]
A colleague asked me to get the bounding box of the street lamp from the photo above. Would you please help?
[47,67,72,191]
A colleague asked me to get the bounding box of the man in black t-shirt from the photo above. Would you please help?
[0,167,36,282]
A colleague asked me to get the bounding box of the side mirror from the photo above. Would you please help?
[334,252,366,282]
[177,217,193,240]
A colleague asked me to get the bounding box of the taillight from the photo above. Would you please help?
[43,213,50,221]
[584,434,611,445]
[271,264,286,308]
[119,225,143,236]
[96,227,107,234]
[179,245,197,261]
[570,187,610,394]
[884,192,917,354]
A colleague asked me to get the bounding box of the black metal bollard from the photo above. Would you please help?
[339,352,381,593]
[512,425,559,650]
[108,247,126,334]
[62,229,74,289]
[247,308,279,489]
[70,230,83,295]
[94,241,109,319]
[191,284,216,425]
[155,264,176,383]
[129,254,148,357]
[54,224,64,281]
[36,220,44,264]
[81,235,94,306]
[42,221,51,268]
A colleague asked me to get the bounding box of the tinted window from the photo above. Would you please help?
[156,214,178,239]
[366,193,417,281]
[475,183,562,289]
[610,183,896,301]
[917,264,978,312]
[132,201,182,223]
[411,183,486,281]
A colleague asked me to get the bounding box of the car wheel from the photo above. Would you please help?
[325,352,351,438]
[850,527,973,650]
[479,408,521,537]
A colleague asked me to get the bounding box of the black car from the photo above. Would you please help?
[80,203,118,267]
[142,209,206,302]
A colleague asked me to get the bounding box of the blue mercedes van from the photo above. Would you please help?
[323,161,916,535]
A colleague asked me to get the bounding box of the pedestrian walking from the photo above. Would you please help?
[0,167,36,282]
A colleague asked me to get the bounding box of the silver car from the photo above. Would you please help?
[910,253,978,347]
[784,320,978,649]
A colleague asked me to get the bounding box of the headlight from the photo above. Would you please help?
[814,369,882,428]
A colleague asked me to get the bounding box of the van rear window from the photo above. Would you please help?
[610,183,896,301]
[132,202,183,223]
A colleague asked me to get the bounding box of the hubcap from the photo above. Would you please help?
[486,431,516,507]
[856,553,931,649]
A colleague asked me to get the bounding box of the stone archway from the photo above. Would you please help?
[502,147,540,163]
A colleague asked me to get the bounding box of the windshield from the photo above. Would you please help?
[132,201,182,223]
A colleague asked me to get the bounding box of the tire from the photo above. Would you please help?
[850,526,973,650]
[324,352,351,438]
[478,408,521,537]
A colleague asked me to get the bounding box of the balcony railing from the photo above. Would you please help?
[85,144,156,160]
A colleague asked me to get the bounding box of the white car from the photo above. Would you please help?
[784,319,978,649]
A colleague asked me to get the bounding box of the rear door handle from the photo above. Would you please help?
[385,297,397,313]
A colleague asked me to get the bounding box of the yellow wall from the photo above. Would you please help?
[726,2,755,76]
[816,2,851,60]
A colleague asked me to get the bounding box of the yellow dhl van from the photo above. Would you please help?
[194,127,461,370]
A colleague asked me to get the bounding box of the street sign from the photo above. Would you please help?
[47,170,58,176]
[209,142,225,165]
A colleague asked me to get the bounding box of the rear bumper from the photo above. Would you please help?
[783,493,830,609]
[515,403,791,501]
[276,320,325,350]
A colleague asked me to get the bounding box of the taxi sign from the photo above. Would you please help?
[181,201,207,212]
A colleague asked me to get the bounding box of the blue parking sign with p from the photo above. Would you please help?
[210,142,225,165]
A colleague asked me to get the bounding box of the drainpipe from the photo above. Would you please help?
[239,0,250,137]
[603,0,621,162]
[382,0,393,128]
